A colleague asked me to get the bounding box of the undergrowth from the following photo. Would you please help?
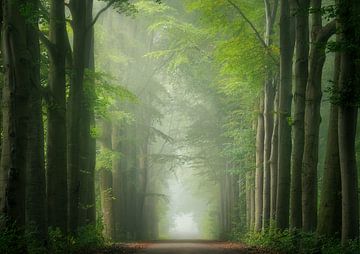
[0,216,106,254]
[243,229,359,254]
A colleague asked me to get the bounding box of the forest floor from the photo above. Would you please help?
[87,240,277,254]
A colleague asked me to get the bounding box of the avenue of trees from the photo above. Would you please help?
[0,0,359,253]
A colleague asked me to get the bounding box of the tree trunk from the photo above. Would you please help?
[317,51,342,237]
[68,0,87,233]
[47,0,68,233]
[100,169,115,241]
[0,0,31,229]
[79,0,96,227]
[270,88,279,225]
[112,123,125,240]
[25,1,47,243]
[337,0,360,243]
[302,1,336,231]
[263,0,278,230]
[276,0,295,230]
[255,94,264,231]
[290,0,309,230]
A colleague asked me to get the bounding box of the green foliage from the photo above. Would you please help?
[48,224,105,254]
[0,217,26,254]
[244,230,360,254]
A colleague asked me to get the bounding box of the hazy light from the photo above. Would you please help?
[169,213,200,239]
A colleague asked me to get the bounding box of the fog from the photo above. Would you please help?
[93,0,223,240]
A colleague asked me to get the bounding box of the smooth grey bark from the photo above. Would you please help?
[302,1,336,231]
[290,0,309,230]
[317,51,342,237]
[262,0,278,230]
[255,94,264,232]
[112,123,125,240]
[100,169,115,241]
[98,120,115,240]
[276,0,295,230]
[269,88,279,225]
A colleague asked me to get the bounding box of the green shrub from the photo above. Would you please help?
[243,230,360,254]
[0,216,27,254]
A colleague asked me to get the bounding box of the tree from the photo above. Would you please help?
[302,0,336,232]
[1,0,32,229]
[46,0,68,233]
[25,0,47,244]
[317,49,342,237]
[262,0,278,230]
[290,0,309,230]
[276,0,295,230]
[337,0,360,243]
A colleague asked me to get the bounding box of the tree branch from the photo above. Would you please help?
[227,0,278,64]
[88,0,116,30]
[38,30,56,57]
[316,20,336,44]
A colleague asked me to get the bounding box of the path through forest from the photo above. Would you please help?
[93,241,275,254]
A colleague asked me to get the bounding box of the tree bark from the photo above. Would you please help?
[269,88,279,225]
[317,51,342,237]
[337,0,360,243]
[79,0,96,227]
[262,0,278,230]
[290,0,309,230]
[25,0,47,243]
[112,123,125,240]
[255,94,264,231]
[100,169,115,240]
[47,0,68,233]
[1,0,31,229]
[276,0,295,230]
[302,0,336,231]
[68,0,87,233]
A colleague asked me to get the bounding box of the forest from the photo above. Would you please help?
[0,0,359,253]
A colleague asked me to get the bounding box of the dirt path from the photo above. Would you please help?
[136,241,254,253]
[93,240,276,254]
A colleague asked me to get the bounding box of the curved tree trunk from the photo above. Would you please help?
[317,51,342,237]
[302,0,336,231]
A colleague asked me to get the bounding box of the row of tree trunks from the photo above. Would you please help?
[0,0,48,245]
[262,0,277,231]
